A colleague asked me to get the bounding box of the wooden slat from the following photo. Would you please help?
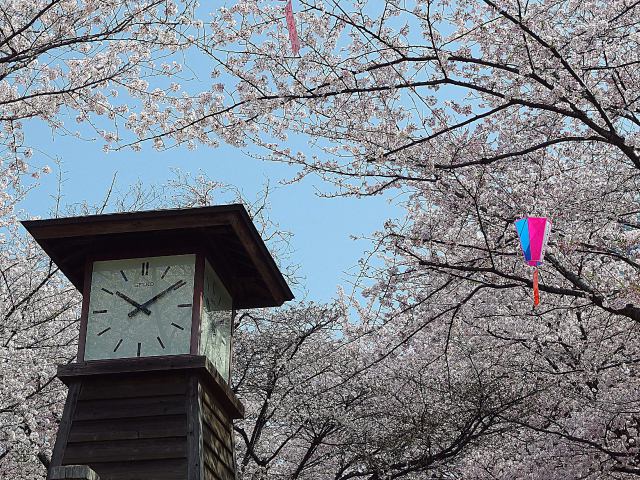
[79,374,187,400]
[204,465,218,480]
[201,387,231,428]
[202,444,235,480]
[74,395,185,421]
[63,437,187,463]
[201,401,232,447]
[58,355,208,378]
[199,365,244,420]
[68,415,187,442]
[203,425,234,469]
[88,459,187,480]
[204,463,226,480]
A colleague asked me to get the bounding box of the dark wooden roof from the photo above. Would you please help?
[21,204,293,309]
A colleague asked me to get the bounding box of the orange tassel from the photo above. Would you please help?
[533,268,540,307]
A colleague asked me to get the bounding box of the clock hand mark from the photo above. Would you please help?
[115,291,151,315]
[160,266,170,279]
[128,280,186,317]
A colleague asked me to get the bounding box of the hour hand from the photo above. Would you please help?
[128,280,186,317]
[115,291,151,315]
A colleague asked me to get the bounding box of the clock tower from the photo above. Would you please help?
[22,205,293,480]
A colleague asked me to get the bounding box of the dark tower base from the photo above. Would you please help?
[48,356,244,480]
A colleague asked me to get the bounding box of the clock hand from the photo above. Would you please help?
[128,280,186,317]
[115,291,151,315]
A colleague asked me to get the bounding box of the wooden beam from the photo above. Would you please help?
[49,383,82,473]
[186,377,204,480]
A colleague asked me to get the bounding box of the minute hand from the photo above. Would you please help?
[128,280,186,317]
[115,291,151,315]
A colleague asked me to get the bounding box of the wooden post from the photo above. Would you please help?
[49,465,100,480]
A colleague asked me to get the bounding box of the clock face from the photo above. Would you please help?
[200,260,232,381]
[84,254,196,360]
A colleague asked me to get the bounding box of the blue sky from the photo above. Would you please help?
[19,119,401,303]
[14,1,427,304]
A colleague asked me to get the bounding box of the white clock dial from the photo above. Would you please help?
[200,260,232,381]
[84,254,196,360]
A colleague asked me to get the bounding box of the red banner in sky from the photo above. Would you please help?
[284,0,300,55]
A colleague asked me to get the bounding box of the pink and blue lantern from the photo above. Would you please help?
[514,217,551,306]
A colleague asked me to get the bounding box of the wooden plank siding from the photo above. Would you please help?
[186,377,204,480]
[86,459,188,480]
[201,384,235,480]
[60,372,190,480]
[51,360,240,480]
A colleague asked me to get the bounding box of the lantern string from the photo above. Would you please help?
[533,267,540,307]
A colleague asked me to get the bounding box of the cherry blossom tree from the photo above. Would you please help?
[0,229,77,478]
[1,172,541,480]
[4,0,640,479]
[233,302,534,479]
[0,0,215,165]
[175,1,639,478]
